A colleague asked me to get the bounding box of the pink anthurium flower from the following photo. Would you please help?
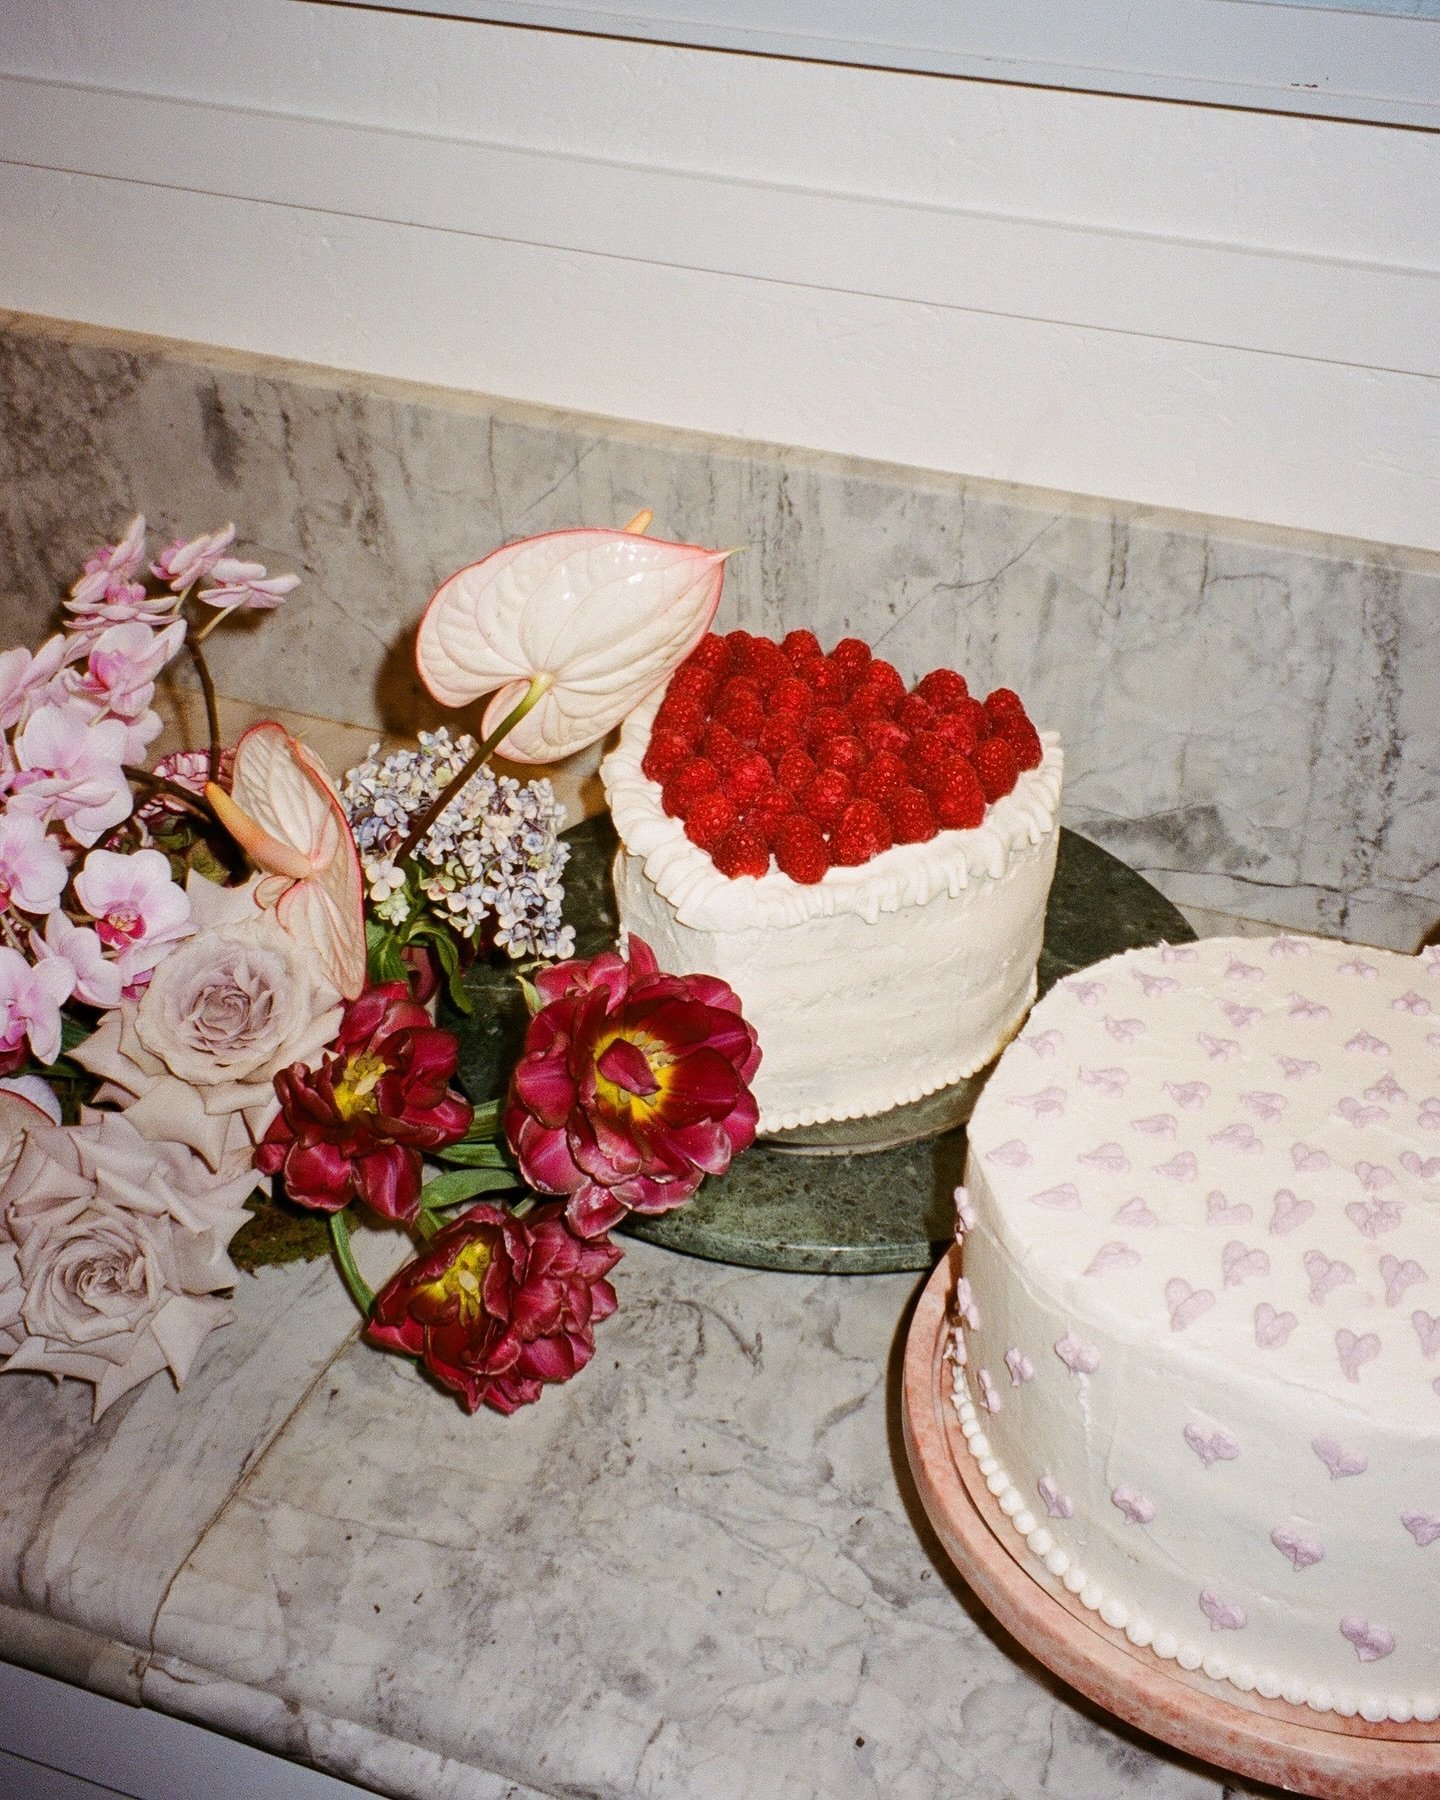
[206,722,367,999]
[415,523,729,763]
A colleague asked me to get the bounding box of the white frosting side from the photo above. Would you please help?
[958,934,1440,1721]
[600,691,1063,1131]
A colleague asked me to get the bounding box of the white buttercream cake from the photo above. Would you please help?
[601,684,1063,1132]
[953,932,1440,1722]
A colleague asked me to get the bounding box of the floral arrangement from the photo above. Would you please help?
[0,512,760,1419]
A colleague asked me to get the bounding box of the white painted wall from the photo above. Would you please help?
[1,1,1437,550]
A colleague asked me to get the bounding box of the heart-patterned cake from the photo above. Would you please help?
[951,932,1440,1724]
[600,633,1062,1132]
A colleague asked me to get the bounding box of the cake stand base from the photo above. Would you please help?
[901,1254,1440,1800]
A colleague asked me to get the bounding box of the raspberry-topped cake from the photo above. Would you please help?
[953,933,1440,1723]
[600,629,1062,1131]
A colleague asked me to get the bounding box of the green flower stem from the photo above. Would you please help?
[392,675,551,866]
[183,631,224,786]
[329,1210,375,1317]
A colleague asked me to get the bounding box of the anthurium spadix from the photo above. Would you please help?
[414,525,730,764]
[207,723,367,1000]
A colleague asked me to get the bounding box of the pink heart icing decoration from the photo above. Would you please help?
[1304,1250,1355,1304]
[1199,1589,1247,1632]
[1155,1152,1199,1184]
[1421,1099,1440,1131]
[1011,1086,1067,1118]
[1354,1162,1397,1194]
[1037,1476,1073,1519]
[1165,1082,1210,1110]
[1278,1056,1321,1080]
[1005,1348,1034,1385]
[1291,1143,1330,1172]
[1271,1525,1324,1571]
[1340,1615,1395,1662]
[1115,1196,1158,1228]
[1166,1279,1215,1332]
[1084,1241,1141,1277]
[1313,1435,1368,1480]
[1104,1015,1145,1043]
[1289,993,1330,1021]
[1393,990,1432,1016]
[1340,958,1379,980]
[1030,1182,1082,1211]
[1161,942,1198,963]
[1346,1198,1402,1239]
[1022,1028,1063,1056]
[1211,1122,1263,1153]
[978,1368,1002,1412]
[1240,1091,1286,1121]
[1206,1191,1252,1227]
[1111,1483,1155,1525]
[954,1277,980,1329]
[1338,1097,1387,1129]
[1269,1189,1313,1236]
[1222,1240,1269,1287]
[1335,1328,1381,1382]
[1226,956,1262,983]
[1401,1150,1440,1180]
[1198,1033,1240,1062]
[1183,1423,1239,1467]
[1221,1002,1261,1029]
[1079,1065,1129,1096]
[1379,1255,1426,1308]
[1254,1302,1297,1349]
[1078,1142,1130,1173]
[1067,979,1105,1006]
[1366,1075,1407,1104]
[1054,1331,1100,1375]
[986,1139,1034,1168]
[1411,1310,1440,1359]
[1134,972,1178,998]
[1346,1030,1390,1056]
[1271,936,1310,957]
[1402,1511,1440,1548]
[1132,1112,1178,1138]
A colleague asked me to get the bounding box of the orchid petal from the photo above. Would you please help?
[415,526,729,763]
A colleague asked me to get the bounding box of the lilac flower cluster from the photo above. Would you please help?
[340,730,575,961]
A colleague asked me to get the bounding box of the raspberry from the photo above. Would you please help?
[700,721,744,772]
[859,718,911,759]
[683,790,738,851]
[721,751,772,808]
[932,756,986,830]
[660,756,720,817]
[894,693,936,732]
[642,728,691,782]
[887,785,938,844]
[831,798,893,866]
[831,636,872,679]
[847,687,895,726]
[916,668,970,710]
[999,713,1044,771]
[856,749,907,800]
[716,674,762,711]
[772,814,830,885]
[770,676,813,718]
[757,713,805,758]
[666,663,719,708]
[781,628,823,665]
[688,633,730,675]
[974,735,1019,802]
[744,784,795,846]
[809,661,849,705]
[929,711,979,757]
[724,629,759,672]
[806,703,852,747]
[775,747,817,794]
[801,768,852,830]
[816,734,866,778]
[714,695,763,746]
[984,686,1026,724]
[861,660,906,708]
[711,826,770,879]
[653,694,706,743]
[748,639,789,691]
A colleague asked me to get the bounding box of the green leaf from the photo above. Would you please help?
[463,1099,502,1138]
[59,1014,92,1056]
[419,1166,520,1208]
[432,1139,512,1169]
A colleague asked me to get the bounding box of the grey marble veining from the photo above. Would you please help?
[2,307,1437,953]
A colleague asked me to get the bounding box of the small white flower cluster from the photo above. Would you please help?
[341,729,575,961]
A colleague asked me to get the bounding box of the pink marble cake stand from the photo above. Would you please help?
[901,1251,1440,1800]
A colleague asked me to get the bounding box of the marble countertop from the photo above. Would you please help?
[0,1211,1271,1799]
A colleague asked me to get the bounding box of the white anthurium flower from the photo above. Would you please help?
[414,522,730,763]
[206,723,367,999]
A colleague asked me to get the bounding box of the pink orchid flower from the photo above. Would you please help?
[151,524,236,591]
[73,847,193,965]
[0,813,68,917]
[8,701,132,846]
[66,619,187,720]
[415,522,729,763]
[197,558,300,613]
[0,636,70,732]
[68,514,147,610]
[207,723,366,999]
[34,912,124,1011]
[0,943,75,1065]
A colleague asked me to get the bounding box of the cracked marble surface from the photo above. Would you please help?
[2,1234,1270,1799]
[1,310,1437,950]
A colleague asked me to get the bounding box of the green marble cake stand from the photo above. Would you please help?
[452,816,1194,1275]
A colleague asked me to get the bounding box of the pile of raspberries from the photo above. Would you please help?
[639,629,1044,883]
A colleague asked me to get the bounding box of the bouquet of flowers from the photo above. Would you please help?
[0,511,760,1419]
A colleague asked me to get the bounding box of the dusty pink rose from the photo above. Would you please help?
[505,937,760,1236]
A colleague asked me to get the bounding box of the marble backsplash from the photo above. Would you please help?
[2,309,1437,951]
